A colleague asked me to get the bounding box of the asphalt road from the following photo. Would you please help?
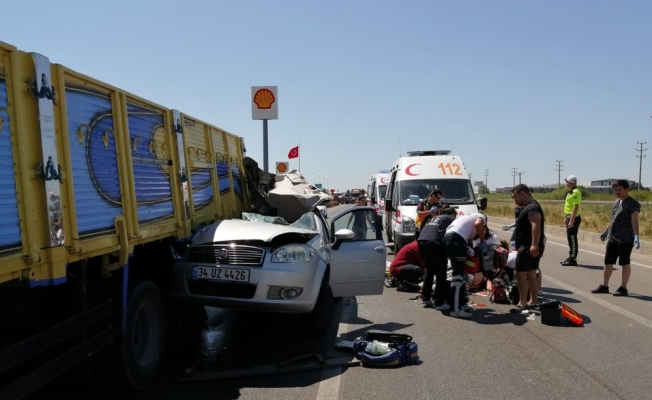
[35,204,652,399]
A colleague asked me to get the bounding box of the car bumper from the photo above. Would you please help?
[173,258,325,314]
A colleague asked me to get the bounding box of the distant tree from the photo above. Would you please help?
[478,185,490,195]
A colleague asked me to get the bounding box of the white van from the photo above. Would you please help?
[367,170,390,216]
[383,150,487,253]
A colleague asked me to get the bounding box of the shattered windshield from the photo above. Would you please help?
[241,212,317,231]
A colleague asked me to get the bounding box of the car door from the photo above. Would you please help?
[328,207,386,297]
[385,170,398,238]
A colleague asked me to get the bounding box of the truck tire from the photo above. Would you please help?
[302,278,334,338]
[95,280,166,393]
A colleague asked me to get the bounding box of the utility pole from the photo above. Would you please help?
[556,160,564,187]
[484,169,489,189]
[637,142,647,190]
[511,167,518,187]
[518,171,525,184]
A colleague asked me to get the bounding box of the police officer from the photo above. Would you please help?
[561,175,582,266]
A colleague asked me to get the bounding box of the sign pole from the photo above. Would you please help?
[263,119,269,172]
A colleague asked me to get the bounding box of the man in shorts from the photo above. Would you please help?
[510,184,545,313]
[592,179,641,296]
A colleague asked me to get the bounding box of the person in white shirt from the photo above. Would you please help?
[438,213,488,319]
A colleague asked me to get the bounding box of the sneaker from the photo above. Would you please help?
[422,298,434,307]
[461,304,474,311]
[435,303,451,311]
[402,281,421,293]
[613,286,629,297]
[450,310,473,319]
[509,305,525,314]
[560,258,577,266]
[591,284,609,294]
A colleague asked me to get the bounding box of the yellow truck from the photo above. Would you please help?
[0,40,252,398]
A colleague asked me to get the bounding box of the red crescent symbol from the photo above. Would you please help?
[380,177,388,184]
[405,164,420,176]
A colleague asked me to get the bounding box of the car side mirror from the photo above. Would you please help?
[334,229,355,241]
[385,199,393,211]
[332,228,355,250]
[370,196,377,205]
[477,196,488,211]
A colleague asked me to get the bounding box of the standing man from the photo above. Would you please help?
[561,175,582,266]
[415,189,443,239]
[417,206,456,308]
[591,180,641,297]
[442,212,488,319]
[510,184,545,313]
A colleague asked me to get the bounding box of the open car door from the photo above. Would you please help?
[328,207,386,297]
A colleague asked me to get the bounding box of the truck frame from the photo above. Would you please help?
[0,41,251,399]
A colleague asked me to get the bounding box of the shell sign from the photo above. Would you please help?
[251,86,278,120]
[276,161,289,174]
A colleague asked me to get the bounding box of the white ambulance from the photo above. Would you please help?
[367,170,390,216]
[383,150,487,254]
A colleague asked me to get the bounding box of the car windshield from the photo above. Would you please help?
[241,212,318,231]
[378,185,387,199]
[399,179,475,205]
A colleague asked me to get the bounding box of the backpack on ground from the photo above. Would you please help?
[490,278,510,304]
[352,330,419,367]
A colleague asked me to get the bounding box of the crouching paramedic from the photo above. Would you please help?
[442,213,488,319]
[389,240,426,292]
[417,205,456,307]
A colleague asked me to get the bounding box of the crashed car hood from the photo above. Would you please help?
[191,219,318,246]
[266,172,331,221]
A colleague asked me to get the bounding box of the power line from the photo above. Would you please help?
[556,160,564,187]
[511,167,518,187]
[637,141,647,190]
[518,171,525,184]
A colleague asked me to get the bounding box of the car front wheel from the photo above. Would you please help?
[302,277,334,338]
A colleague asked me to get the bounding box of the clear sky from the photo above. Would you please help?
[3,0,651,191]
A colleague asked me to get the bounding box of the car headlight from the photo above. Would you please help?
[402,216,416,233]
[272,244,316,263]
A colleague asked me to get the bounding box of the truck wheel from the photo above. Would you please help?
[302,278,334,338]
[95,281,166,393]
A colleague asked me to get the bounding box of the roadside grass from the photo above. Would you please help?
[482,188,652,202]
[485,202,652,241]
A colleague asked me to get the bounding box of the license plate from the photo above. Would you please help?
[193,266,250,284]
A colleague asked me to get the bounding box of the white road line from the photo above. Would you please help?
[544,240,652,270]
[543,274,652,330]
[316,300,352,400]
[488,223,652,270]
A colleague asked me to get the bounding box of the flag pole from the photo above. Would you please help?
[298,142,301,172]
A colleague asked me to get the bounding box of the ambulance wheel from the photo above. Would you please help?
[393,241,400,255]
[303,278,334,338]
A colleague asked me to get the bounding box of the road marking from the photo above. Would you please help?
[488,223,652,270]
[316,300,353,400]
[545,240,652,270]
[543,274,652,330]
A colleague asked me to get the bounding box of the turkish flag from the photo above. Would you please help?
[288,146,299,159]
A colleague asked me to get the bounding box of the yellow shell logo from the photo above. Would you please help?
[277,163,288,173]
[254,89,275,110]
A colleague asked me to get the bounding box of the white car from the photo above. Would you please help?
[173,206,386,336]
